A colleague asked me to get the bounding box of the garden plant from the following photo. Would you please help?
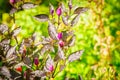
[0,0,88,80]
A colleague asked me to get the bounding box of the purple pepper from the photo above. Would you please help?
[69,5,72,10]
[56,7,62,16]
[57,32,63,40]
[48,65,54,72]
[68,0,72,9]
[34,57,39,66]
[10,0,15,4]
[50,4,54,15]
[59,40,65,47]
[50,10,54,15]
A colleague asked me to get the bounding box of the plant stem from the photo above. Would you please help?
[14,36,18,44]
[13,13,15,23]
[52,61,59,78]
[58,16,60,26]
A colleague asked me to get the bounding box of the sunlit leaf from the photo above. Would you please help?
[21,2,37,9]
[8,60,17,67]
[19,40,25,53]
[23,57,32,66]
[40,44,54,55]
[0,66,11,79]
[23,38,33,47]
[48,21,58,40]
[12,27,21,37]
[78,75,83,80]
[62,16,68,26]
[44,55,54,72]
[10,8,17,14]
[34,14,49,22]
[0,24,8,34]
[59,65,65,72]
[61,2,67,13]
[14,62,29,69]
[31,33,37,42]
[68,50,84,62]
[74,7,88,14]
[32,70,46,77]
[62,31,74,41]
[68,35,75,46]
[49,3,54,15]
[41,36,52,44]
[4,45,10,51]
[71,14,80,26]
[0,39,10,45]
[6,45,17,58]
[68,0,72,9]
[0,39,10,52]
[54,54,60,62]
[57,45,65,60]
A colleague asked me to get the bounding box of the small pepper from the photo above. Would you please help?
[48,65,54,72]
[57,32,63,40]
[56,7,62,16]
[9,0,15,4]
[34,57,39,66]
[16,66,22,72]
[59,40,65,47]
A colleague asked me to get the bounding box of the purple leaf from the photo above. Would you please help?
[40,44,54,55]
[57,45,65,60]
[12,27,21,36]
[0,24,8,34]
[49,3,54,15]
[62,31,74,41]
[34,37,51,46]
[0,39,10,45]
[34,14,49,22]
[54,54,60,62]
[10,69,21,79]
[23,57,32,66]
[31,33,37,42]
[62,16,68,26]
[68,35,75,46]
[71,14,80,26]
[61,3,67,13]
[19,40,26,54]
[40,36,52,44]
[74,7,88,14]
[44,55,54,72]
[6,45,17,58]
[14,62,24,69]
[48,21,58,40]
[60,65,65,72]
[21,2,37,9]
[68,0,72,9]
[23,38,33,47]
[68,50,84,62]
[0,66,11,79]
[32,70,46,77]
[10,8,17,14]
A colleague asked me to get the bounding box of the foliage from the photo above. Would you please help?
[0,0,120,80]
[0,0,88,80]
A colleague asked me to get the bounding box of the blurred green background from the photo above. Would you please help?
[0,0,120,79]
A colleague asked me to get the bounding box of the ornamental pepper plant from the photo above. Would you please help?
[0,0,88,80]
